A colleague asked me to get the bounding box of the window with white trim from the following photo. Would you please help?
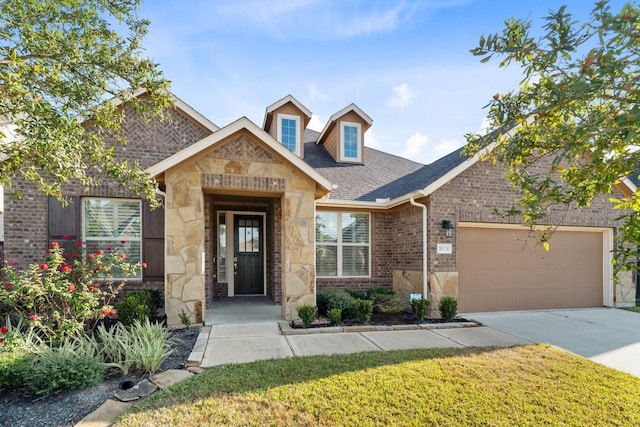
[340,121,361,162]
[316,212,370,277]
[82,198,142,279]
[277,114,300,156]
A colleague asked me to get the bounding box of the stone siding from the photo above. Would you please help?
[164,130,319,326]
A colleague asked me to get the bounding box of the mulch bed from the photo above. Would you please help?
[0,327,199,427]
[290,312,470,329]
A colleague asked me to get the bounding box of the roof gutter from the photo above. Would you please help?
[409,194,428,299]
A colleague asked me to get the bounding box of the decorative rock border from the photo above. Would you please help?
[279,320,479,335]
[76,369,198,427]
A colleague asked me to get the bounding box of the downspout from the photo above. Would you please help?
[409,195,428,299]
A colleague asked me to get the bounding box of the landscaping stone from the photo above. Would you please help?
[113,389,140,403]
[75,399,133,427]
[132,379,158,398]
[151,369,194,389]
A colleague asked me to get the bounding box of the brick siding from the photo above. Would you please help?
[4,104,211,286]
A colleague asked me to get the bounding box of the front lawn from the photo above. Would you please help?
[117,344,640,426]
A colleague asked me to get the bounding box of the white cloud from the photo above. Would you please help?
[388,83,413,108]
[307,114,325,132]
[335,3,410,38]
[307,83,328,102]
[364,128,381,148]
[401,133,430,158]
[435,139,463,154]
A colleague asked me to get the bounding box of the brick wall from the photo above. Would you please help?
[4,104,211,282]
[429,158,626,272]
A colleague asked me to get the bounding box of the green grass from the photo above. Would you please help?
[620,306,640,313]
[116,344,640,426]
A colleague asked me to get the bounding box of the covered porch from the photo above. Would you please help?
[147,118,331,327]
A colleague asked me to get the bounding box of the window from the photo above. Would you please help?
[316,212,369,277]
[217,212,227,282]
[340,122,361,162]
[277,114,300,156]
[82,198,142,279]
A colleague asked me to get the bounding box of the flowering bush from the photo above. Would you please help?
[0,241,142,346]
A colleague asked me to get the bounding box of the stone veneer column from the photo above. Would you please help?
[164,166,206,327]
[281,174,317,320]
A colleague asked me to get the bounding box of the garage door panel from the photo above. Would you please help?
[458,227,603,313]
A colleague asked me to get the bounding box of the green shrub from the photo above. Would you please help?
[115,289,162,326]
[373,294,407,314]
[0,351,31,392]
[367,286,394,299]
[92,319,175,374]
[327,308,342,325]
[354,299,374,323]
[27,348,105,395]
[317,290,357,319]
[411,298,431,321]
[296,305,318,328]
[439,296,458,321]
[0,242,140,346]
[128,319,175,373]
[179,309,192,327]
[345,289,367,300]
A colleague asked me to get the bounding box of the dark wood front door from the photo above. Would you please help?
[233,215,264,295]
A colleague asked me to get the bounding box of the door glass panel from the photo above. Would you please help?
[218,213,226,282]
[238,219,260,253]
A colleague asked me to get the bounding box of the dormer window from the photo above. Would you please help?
[340,122,361,162]
[277,113,301,157]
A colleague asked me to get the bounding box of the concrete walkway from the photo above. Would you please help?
[199,321,531,367]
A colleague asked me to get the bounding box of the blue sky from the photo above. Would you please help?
[138,0,626,165]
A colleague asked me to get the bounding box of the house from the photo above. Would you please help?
[3,93,636,327]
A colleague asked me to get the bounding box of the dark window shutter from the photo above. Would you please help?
[47,196,80,258]
[142,200,164,281]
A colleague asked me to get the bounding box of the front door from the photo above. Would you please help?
[233,214,264,295]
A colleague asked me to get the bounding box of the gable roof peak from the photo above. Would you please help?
[317,102,372,145]
[262,94,312,130]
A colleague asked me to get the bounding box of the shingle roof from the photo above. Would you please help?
[303,129,468,202]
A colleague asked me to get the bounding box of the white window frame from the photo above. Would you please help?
[340,121,362,162]
[316,212,370,278]
[81,197,142,280]
[277,113,301,157]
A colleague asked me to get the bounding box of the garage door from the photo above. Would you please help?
[458,226,604,313]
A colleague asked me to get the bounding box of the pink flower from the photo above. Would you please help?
[96,250,104,256]
[40,263,48,270]
[75,241,82,247]
[91,244,97,249]
[120,254,127,260]
[120,240,126,245]
[62,265,72,273]
[62,235,71,239]
[106,247,112,252]
[68,284,75,292]
[142,262,148,269]
[6,283,13,290]
[51,241,59,248]
[30,314,38,321]
[88,253,95,259]
[10,260,18,266]
[0,338,4,344]
[0,326,8,334]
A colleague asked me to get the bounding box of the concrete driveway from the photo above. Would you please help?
[468,308,640,377]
